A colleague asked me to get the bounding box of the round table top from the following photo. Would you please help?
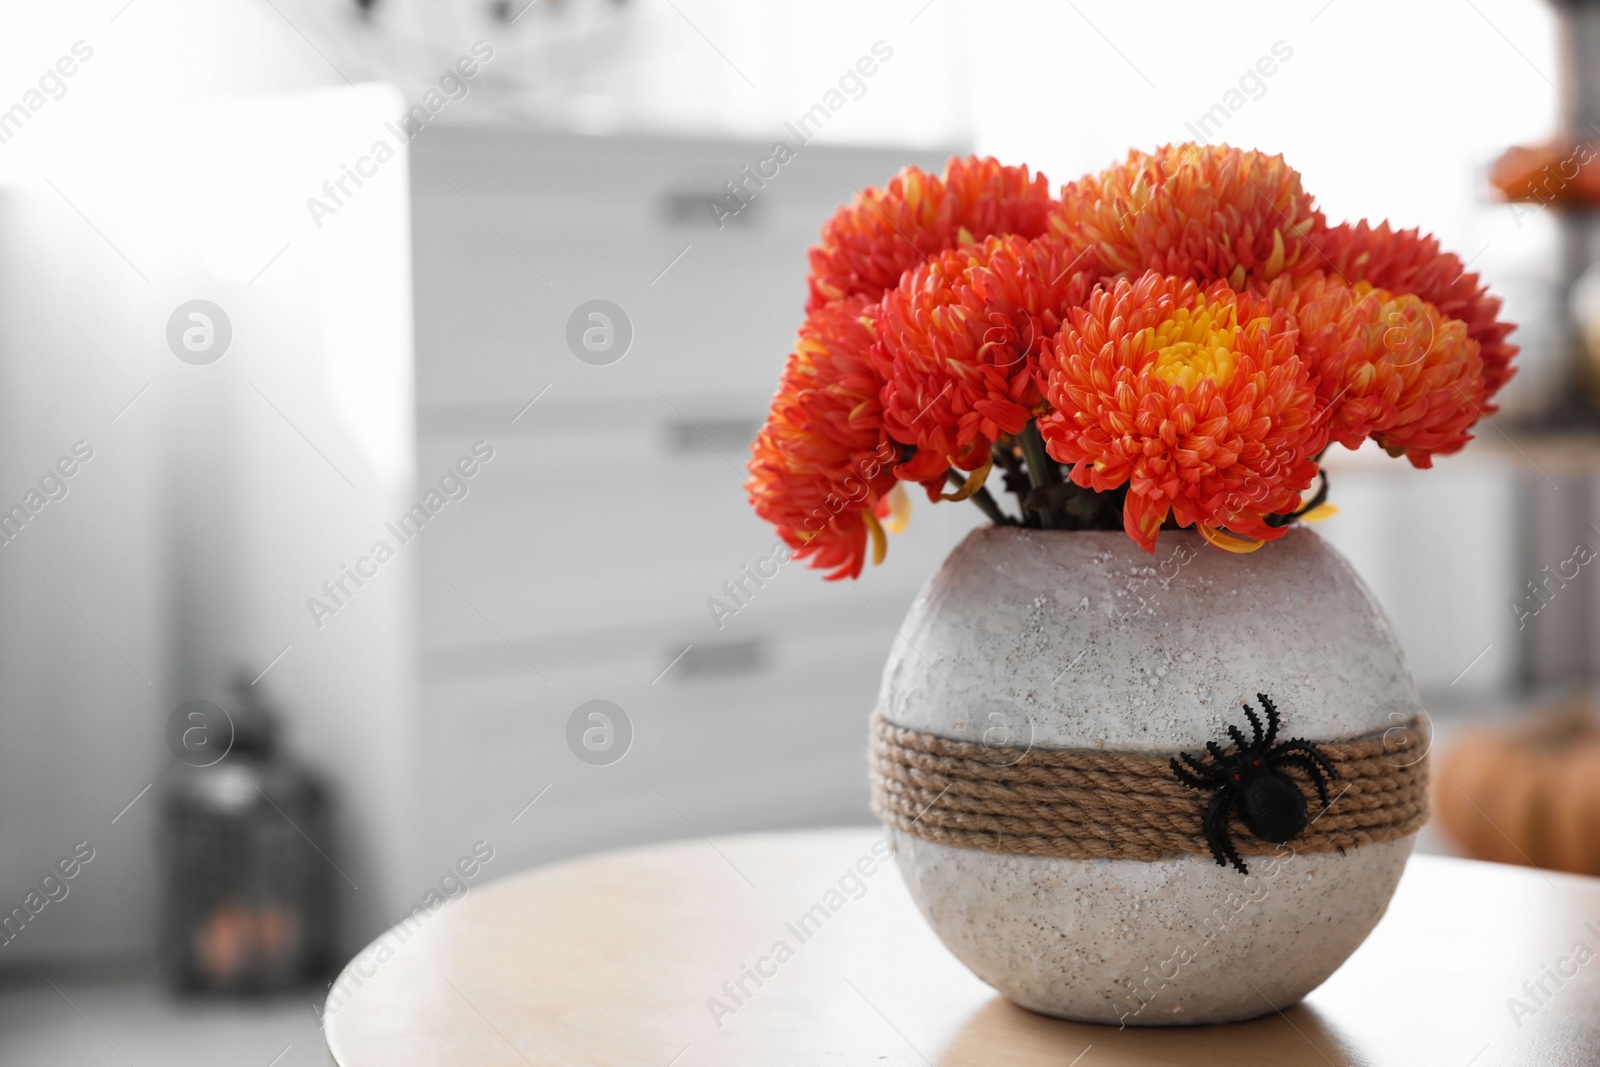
[325,828,1600,1066]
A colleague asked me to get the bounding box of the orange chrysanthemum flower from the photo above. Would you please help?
[1052,143,1326,289]
[746,469,896,581]
[806,156,1055,311]
[751,147,1520,570]
[1264,274,1486,468]
[747,295,901,579]
[1310,220,1517,407]
[1036,272,1326,551]
[875,234,1097,489]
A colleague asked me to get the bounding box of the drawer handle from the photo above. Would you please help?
[671,639,765,680]
[665,418,759,455]
[661,191,760,229]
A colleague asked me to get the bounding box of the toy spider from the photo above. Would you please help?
[1169,694,1340,875]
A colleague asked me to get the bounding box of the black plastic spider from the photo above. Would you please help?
[1169,694,1340,875]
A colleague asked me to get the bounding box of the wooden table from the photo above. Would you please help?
[325,829,1600,1066]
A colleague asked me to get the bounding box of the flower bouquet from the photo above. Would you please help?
[745,144,1516,1025]
[748,144,1515,570]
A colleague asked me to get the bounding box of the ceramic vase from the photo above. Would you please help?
[876,524,1422,1025]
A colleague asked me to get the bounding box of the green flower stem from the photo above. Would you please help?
[946,469,1012,526]
[972,484,1013,526]
[992,438,1026,485]
[1018,421,1061,529]
[1020,421,1061,485]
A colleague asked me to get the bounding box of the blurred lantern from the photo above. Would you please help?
[160,674,336,993]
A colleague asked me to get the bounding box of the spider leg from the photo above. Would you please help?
[1179,751,1222,782]
[1170,757,1218,791]
[1200,791,1228,868]
[1175,752,1224,787]
[1242,702,1264,747]
[1273,752,1331,809]
[1205,791,1248,874]
[1272,738,1340,780]
[1227,725,1251,753]
[1258,693,1280,747]
[1206,740,1230,766]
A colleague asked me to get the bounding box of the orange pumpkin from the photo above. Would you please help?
[1434,701,1600,876]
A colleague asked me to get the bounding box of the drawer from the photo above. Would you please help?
[413,620,897,877]
[412,417,986,651]
[410,127,950,406]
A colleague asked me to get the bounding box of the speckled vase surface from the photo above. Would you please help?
[876,524,1421,1026]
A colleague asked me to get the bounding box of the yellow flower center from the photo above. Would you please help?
[1143,300,1241,390]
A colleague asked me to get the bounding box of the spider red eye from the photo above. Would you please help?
[1232,772,1242,783]
[1253,758,1262,767]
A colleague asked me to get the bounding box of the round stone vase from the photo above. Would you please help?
[874,524,1424,1025]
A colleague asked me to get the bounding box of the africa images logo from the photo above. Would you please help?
[166,300,232,365]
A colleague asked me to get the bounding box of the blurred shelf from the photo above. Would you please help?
[1471,428,1600,473]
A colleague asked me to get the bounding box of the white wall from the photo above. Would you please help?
[0,189,170,963]
[0,85,419,965]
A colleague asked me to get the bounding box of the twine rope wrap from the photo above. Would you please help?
[870,713,1430,861]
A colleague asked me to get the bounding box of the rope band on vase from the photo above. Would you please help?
[869,710,1429,865]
